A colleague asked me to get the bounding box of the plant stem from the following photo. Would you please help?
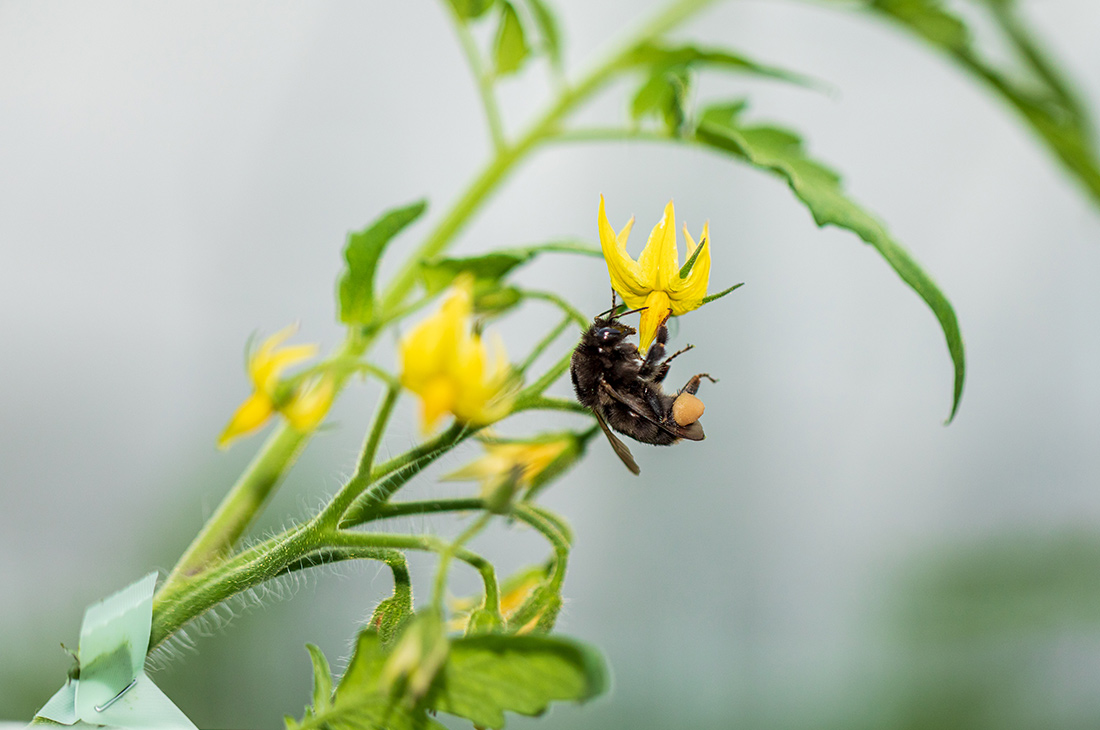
[316,382,401,528]
[444,1,508,152]
[431,512,494,615]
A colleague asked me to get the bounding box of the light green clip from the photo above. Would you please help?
[34,573,196,729]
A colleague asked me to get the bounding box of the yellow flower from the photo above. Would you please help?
[443,434,575,506]
[399,276,514,433]
[598,195,712,352]
[218,324,330,448]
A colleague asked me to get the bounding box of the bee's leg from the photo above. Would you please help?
[652,344,694,383]
[679,372,718,395]
[639,323,669,377]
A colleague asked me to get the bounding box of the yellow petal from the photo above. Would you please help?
[419,377,457,434]
[670,221,711,314]
[637,290,672,353]
[598,195,649,308]
[218,392,276,449]
[283,375,336,432]
[637,200,678,291]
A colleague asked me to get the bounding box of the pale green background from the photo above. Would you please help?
[3,2,1100,729]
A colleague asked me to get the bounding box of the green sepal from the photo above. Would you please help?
[700,281,744,306]
[369,590,414,648]
[677,235,706,279]
[449,0,496,20]
[493,2,530,77]
[696,102,965,421]
[506,583,562,634]
[305,644,333,715]
[338,200,428,326]
[465,607,506,635]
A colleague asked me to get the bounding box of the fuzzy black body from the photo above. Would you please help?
[570,311,712,474]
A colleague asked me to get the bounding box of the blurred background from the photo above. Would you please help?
[3,1,1100,728]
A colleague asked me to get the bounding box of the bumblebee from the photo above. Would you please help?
[570,297,714,474]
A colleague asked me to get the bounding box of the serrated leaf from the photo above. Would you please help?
[449,0,496,20]
[305,629,606,730]
[696,103,965,421]
[419,240,602,294]
[621,41,819,89]
[339,200,427,326]
[522,0,562,71]
[306,644,334,715]
[428,634,608,728]
[494,2,530,77]
[865,0,1100,205]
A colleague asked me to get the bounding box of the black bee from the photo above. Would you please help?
[570,295,715,475]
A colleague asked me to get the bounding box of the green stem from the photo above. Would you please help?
[519,314,574,374]
[444,1,508,152]
[330,529,500,613]
[316,381,401,528]
[521,289,591,328]
[432,512,495,615]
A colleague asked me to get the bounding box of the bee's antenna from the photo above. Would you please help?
[612,305,648,320]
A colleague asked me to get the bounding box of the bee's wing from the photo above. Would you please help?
[599,381,705,442]
[595,411,641,475]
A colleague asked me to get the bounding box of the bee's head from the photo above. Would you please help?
[591,316,635,345]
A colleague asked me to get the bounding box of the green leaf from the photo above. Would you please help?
[448,0,496,20]
[631,67,691,135]
[696,103,965,421]
[621,40,820,89]
[521,0,562,71]
[700,281,744,306]
[493,2,530,77]
[304,629,607,730]
[305,644,334,715]
[339,200,428,326]
[419,240,602,294]
[864,0,1100,205]
[428,634,608,728]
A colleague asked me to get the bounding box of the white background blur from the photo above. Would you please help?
[2,1,1100,728]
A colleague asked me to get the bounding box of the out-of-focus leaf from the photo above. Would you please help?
[631,67,691,135]
[898,531,1100,642]
[419,240,602,294]
[449,0,496,20]
[428,634,608,728]
[299,629,607,730]
[339,200,427,326]
[696,102,965,421]
[621,41,819,88]
[306,644,333,715]
[494,2,530,77]
[864,0,1100,205]
[522,0,562,71]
